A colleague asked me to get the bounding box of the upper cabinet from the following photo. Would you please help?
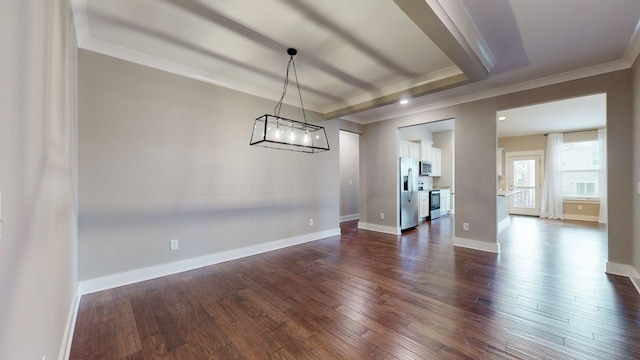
[402,140,442,176]
[400,140,420,161]
[417,140,431,162]
[430,147,442,177]
[417,141,442,176]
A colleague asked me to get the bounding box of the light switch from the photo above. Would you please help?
[637,181,640,195]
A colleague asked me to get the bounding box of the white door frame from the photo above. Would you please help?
[505,150,544,216]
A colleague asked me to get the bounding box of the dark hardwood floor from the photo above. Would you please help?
[69,215,640,359]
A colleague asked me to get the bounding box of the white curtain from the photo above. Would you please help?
[540,133,564,219]
[598,128,607,223]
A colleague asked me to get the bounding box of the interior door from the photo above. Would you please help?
[507,154,542,216]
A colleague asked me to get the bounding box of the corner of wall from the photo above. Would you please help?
[453,237,500,253]
[60,282,82,360]
[605,262,640,295]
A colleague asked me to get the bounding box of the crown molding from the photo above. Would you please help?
[321,65,462,115]
[394,0,488,81]
[80,38,327,113]
[623,18,640,66]
[427,0,496,72]
[356,59,631,125]
[70,0,89,46]
[70,0,640,125]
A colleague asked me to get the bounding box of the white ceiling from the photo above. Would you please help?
[72,0,640,124]
[497,93,606,138]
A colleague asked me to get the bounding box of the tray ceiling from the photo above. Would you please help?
[72,0,640,123]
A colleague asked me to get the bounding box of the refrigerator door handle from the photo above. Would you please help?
[408,168,413,197]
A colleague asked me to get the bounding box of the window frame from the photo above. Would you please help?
[560,140,601,201]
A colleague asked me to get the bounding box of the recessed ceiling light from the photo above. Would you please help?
[400,99,409,105]
[498,116,507,121]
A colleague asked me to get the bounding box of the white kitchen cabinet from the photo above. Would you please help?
[418,140,432,161]
[410,143,420,161]
[416,140,442,176]
[419,191,430,219]
[400,140,419,161]
[399,142,409,158]
[430,147,442,177]
[439,189,450,214]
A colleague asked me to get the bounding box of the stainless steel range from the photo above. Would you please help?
[429,189,441,220]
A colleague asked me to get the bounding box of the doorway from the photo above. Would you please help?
[505,151,543,216]
[397,119,455,232]
[339,130,360,222]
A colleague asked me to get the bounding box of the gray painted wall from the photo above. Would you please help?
[339,131,360,219]
[78,50,351,280]
[633,58,640,276]
[360,70,634,266]
[0,0,78,359]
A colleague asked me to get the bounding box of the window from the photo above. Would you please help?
[561,141,600,198]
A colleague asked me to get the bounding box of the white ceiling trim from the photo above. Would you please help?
[427,0,496,72]
[394,0,488,81]
[81,38,326,112]
[356,59,630,125]
[623,19,640,66]
[70,0,89,46]
[321,65,462,114]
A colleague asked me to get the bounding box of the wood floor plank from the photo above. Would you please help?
[113,298,143,357]
[70,216,640,359]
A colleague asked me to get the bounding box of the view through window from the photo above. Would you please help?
[561,140,599,198]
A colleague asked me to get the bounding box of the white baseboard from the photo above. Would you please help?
[631,275,640,295]
[605,262,640,295]
[340,214,359,222]
[357,222,400,235]
[498,216,511,233]
[60,282,82,360]
[563,214,599,222]
[79,228,340,295]
[605,261,633,276]
[453,237,500,253]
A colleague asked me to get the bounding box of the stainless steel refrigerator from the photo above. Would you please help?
[400,157,419,230]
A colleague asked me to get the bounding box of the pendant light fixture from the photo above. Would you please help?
[250,48,330,153]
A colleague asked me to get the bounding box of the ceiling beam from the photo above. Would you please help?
[323,73,469,119]
[393,0,490,82]
[322,0,490,119]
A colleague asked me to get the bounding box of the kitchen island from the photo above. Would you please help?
[498,191,519,233]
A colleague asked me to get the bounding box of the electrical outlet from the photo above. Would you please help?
[463,223,469,231]
[309,218,314,226]
[170,239,179,251]
[349,180,353,186]
[577,205,583,210]
[380,213,385,220]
